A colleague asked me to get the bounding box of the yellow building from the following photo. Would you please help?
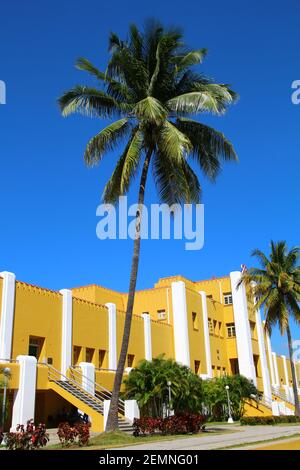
[0,270,299,431]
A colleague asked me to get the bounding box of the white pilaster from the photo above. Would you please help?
[272,352,280,387]
[103,399,110,429]
[199,291,212,378]
[79,362,95,396]
[171,281,190,367]
[255,306,272,400]
[11,355,37,430]
[0,271,16,362]
[265,325,276,387]
[106,303,117,370]
[230,271,256,385]
[60,289,73,377]
[142,313,152,361]
[125,400,140,423]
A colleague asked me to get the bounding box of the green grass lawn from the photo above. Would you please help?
[46,427,234,450]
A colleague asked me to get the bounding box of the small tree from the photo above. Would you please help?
[202,375,259,421]
[123,357,203,417]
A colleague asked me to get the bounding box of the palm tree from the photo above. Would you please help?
[58,21,238,431]
[123,356,203,417]
[240,241,300,416]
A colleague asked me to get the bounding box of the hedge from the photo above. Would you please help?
[240,415,300,425]
[133,413,206,436]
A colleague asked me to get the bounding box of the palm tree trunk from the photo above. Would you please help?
[286,323,300,416]
[105,147,153,431]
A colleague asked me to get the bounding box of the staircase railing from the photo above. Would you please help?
[69,366,125,415]
[47,365,104,410]
[272,386,295,405]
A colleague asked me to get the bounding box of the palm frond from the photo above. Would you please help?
[58,86,126,118]
[134,96,168,124]
[175,118,237,181]
[84,118,131,166]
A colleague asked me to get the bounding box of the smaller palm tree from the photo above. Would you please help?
[240,241,300,416]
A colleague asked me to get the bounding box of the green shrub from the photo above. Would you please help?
[240,415,300,425]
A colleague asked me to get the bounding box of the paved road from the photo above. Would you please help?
[110,424,300,450]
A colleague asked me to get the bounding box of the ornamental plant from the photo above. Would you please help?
[57,422,90,447]
[4,420,49,450]
[133,412,205,436]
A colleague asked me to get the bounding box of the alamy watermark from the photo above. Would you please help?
[291,80,300,105]
[0,80,6,104]
[96,196,204,251]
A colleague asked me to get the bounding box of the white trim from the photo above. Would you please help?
[255,307,272,400]
[199,291,212,378]
[60,289,73,377]
[230,271,256,385]
[124,400,140,423]
[272,352,280,387]
[171,281,190,367]
[106,303,117,370]
[11,355,37,430]
[142,313,152,361]
[0,271,16,362]
[265,325,276,387]
[79,362,95,396]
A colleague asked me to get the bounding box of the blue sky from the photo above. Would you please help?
[0,0,299,354]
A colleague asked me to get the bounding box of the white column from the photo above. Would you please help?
[103,399,110,429]
[79,362,95,396]
[125,400,140,423]
[142,313,152,361]
[265,325,276,387]
[199,291,212,378]
[0,271,16,362]
[60,289,73,377]
[255,308,272,400]
[106,303,117,370]
[230,271,256,385]
[272,352,280,387]
[171,281,190,367]
[11,355,37,430]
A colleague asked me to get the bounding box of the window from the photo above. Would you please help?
[218,321,223,337]
[249,321,256,338]
[157,309,166,321]
[98,350,107,368]
[213,319,217,335]
[127,354,135,368]
[194,360,201,374]
[86,347,95,363]
[73,346,81,366]
[226,323,236,338]
[192,312,199,330]
[224,293,233,305]
[28,336,45,361]
[230,358,239,375]
[208,318,214,334]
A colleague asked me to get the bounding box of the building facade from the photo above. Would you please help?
[0,269,299,431]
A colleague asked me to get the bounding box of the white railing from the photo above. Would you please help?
[272,386,295,405]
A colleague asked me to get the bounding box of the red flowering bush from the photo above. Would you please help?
[5,420,49,450]
[159,413,205,435]
[133,417,162,436]
[133,413,205,436]
[57,422,90,447]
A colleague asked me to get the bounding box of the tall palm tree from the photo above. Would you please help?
[240,241,300,416]
[58,21,238,431]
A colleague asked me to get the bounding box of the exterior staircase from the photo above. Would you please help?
[271,386,295,406]
[47,365,133,433]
